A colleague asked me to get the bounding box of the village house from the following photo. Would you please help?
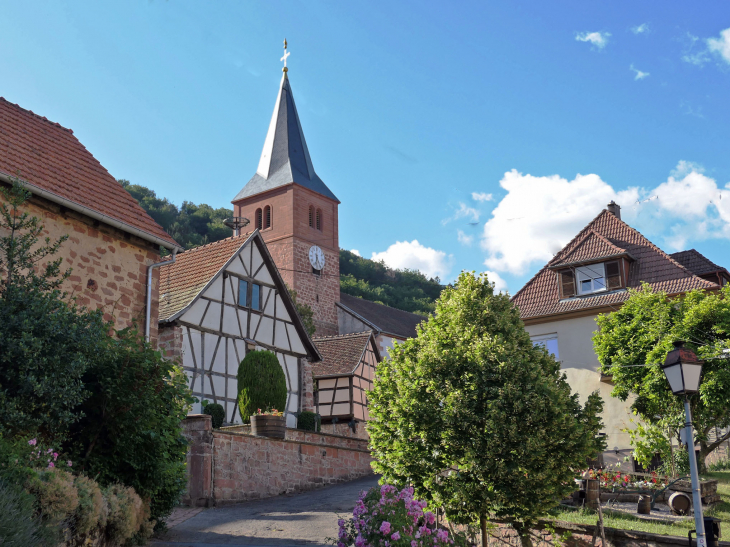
[511,202,729,468]
[0,97,181,342]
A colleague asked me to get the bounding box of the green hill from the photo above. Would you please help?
[120,180,443,314]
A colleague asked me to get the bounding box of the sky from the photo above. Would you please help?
[2,1,730,293]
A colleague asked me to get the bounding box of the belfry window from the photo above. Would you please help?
[316,208,322,231]
[264,205,272,229]
[309,205,314,227]
[255,208,263,230]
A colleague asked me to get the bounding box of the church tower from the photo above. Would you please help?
[232,48,340,336]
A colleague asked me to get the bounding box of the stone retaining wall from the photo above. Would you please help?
[182,415,373,507]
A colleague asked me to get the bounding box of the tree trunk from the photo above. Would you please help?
[480,513,488,547]
[514,525,533,547]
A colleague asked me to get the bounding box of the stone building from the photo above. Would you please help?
[0,97,180,342]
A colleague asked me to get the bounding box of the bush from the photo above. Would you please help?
[237,350,287,423]
[73,475,106,536]
[104,484,146,545]
[0,480,55,546]
[26,469,79,526]
[708,457,730,472]
[203,402,226,428]
[297,411,320,432]
[66,328,193,525]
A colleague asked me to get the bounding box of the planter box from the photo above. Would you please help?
[670,479,718,505]
[251,415,285,439]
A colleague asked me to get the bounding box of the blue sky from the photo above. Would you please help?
[2,1,729,292]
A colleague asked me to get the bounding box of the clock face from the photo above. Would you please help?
[308,245,325,270]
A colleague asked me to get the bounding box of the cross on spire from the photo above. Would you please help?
[281,39,290,73]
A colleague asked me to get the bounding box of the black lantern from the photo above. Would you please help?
[661,341,703,396]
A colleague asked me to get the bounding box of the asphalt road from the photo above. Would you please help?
[151,475,380,547]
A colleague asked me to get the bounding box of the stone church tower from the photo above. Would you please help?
[232,67,341,336]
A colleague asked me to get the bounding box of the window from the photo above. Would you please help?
[309,205,314,227]
[264,205,272,229]
[531,334,559,360]
[238,279,248,307]
[316,208,322,231]
[251,283,261,311]
[255,208,263,230]
[559,270,575,298]
[605,261,622,290]
[576,263,606,295]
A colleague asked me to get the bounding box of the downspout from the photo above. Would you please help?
[146,249,178,342]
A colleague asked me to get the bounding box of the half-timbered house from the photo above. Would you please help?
[311,331,381,432]
[157,230,320,427]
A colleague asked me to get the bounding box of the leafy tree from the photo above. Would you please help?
[594,283,730,472]
[286,284,316,337]
[66,328,194,524]
[0,179,107,444]
[237,350,287,423]
[368,272,605,547]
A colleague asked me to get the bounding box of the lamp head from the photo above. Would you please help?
[661,341,703,396]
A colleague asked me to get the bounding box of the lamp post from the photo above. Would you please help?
[661,341,706,547]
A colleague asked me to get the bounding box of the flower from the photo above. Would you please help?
[338,519,345,527]
[436,530,448,542]
[67,461,73,467]
[412,542,418,547]
[392,532,401,541]
[28,439,37,446]
[380,521,391,535]
[53,452,58,460]
[355,536,366,547]
[425,512,436,525]
[47,462,55,468]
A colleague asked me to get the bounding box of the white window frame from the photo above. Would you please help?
[576,263,607,295]
[531,333,559,360]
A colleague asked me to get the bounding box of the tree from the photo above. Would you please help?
[368,272,605,547]
[594,283,730,472]
[0,179,108,444]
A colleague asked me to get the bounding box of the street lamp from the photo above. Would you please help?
[661,341,706,547]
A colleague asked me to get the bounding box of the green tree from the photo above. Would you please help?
[0,179,107,444]
[368,272,605,547]
[594,283,730,472]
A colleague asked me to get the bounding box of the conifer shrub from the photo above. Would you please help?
[26,469,79,526]
[104,484,145,545]
[297,411,320,432]
[237,350,287,423]
[203,401,226,428]
[72,475,106,536]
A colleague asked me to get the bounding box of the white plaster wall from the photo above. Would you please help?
[526,315,635,451]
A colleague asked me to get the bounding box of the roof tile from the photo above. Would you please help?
[338,293,425,339]
[311,331,374,376]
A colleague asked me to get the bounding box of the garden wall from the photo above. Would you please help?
[182,415,373,507]
[491,521,730,547]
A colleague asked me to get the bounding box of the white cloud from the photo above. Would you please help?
[472,192,493,202]
[350,249,361,256]
[480,162,730,275]
[708,28,730,65]
[485,271,508,293]
[630,64,650,80]
[442,202,480,225]
[631,23,650,35]
[575,31,611,50]
[457,230,474,246]
[371,240,452,280]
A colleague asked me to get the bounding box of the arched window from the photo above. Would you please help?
[316,209,322,231]
[308,205,314,228]
[255,208,262,230]
[264,205,272,229]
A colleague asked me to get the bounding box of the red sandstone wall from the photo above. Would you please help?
[0,194,164,342]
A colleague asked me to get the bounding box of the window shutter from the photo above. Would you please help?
[560,270,575,298]
[606,261,621,289]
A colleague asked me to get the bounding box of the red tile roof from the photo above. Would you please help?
[0,98,178,248]
[159,233,253,321]
[511,210,719,320]
[311,331,375,377]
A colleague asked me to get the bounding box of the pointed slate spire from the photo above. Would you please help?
[234,73,339,203]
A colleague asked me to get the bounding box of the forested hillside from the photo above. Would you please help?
[121,180,443,314]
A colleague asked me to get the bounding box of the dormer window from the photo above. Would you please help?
[558,260,625,298]
[576,264,606,294]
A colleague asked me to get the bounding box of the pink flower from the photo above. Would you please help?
[392,532,401,541]
[436,530,448,542]
[28,439,37,446]
[47,462,55,468]
[338,519,345,527]
[355,536,366,547]
[53,452,58,460]
[380,521,391,535]
[47,448,53,454]
[338,543,345,547]
[412,542,418,547]
[425,512,436,525]
[67,461,73,467]
[339,528,348,540]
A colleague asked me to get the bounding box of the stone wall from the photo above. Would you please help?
[0,192,163,341]
[182,415,373,507]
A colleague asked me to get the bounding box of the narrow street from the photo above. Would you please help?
[151,475,379,547]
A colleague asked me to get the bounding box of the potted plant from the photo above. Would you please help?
[251,408,285,439]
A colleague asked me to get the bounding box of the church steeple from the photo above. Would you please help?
[233,67,339,203]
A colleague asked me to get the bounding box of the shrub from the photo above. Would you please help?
[0,480,56,547]
[237,350,287,423]
[73,475,106,536]
[709,457,730,472]
[104,484,145,545]
[26,469,79,526]
[203,401,226,429]
[297,411,320,432]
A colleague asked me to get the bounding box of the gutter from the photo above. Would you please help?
[146,249,177,342]
[0,173,183,252]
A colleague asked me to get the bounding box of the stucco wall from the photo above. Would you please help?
[525,315,635,453]
[0,192,163,341]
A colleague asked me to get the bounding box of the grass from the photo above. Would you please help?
[547,470,730,537]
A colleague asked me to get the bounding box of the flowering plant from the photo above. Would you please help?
[253,408,283,417]
[585,465,668,491]
[332,484,473,547]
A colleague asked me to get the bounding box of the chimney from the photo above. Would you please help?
[607,201,621,220]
